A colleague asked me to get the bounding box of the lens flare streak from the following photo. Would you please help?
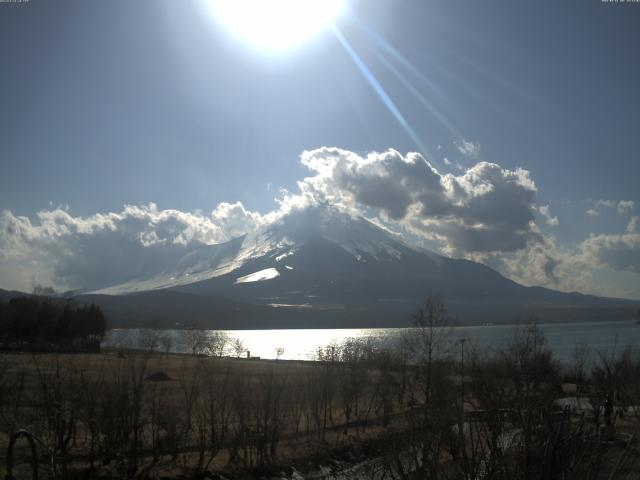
[373,48,464,142]
[332,26,434,163]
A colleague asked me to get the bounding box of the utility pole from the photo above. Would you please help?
[458,337,468,477]
[459,337,466,414]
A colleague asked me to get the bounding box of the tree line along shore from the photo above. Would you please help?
[0,295,106,353]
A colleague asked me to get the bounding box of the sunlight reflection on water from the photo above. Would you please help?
[103,319,640,363]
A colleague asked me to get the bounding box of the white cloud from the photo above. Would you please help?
[580,233,640,275]
[594,199,616,209]
[0,202,269,291]
[486,229,640,297]
[455,139,480,158]
[628,216,639,233]
[211,201,271,239]
[591,199,634,213]
[537,204,559,226]
[586,209,599,217]
[487,232,582,291]
[618,200,635,213]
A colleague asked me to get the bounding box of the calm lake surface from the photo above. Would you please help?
[103,319,640,363]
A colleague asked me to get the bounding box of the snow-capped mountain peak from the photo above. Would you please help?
[263,206,408,260]
[91,206,419,295]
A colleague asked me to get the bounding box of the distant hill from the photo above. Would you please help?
[0,289,29,303]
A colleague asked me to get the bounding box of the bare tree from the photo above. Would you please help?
[31,356,80,477]
[381,296,457,479]
[275,346,285,360]
[175,358,203,470]
[568,342,591,385]
[160,334,173,356]
[335,337,372,434]
[231,338,247,358]
[208,331,229,357]
[198,360,232,470]
[181,329,210,356]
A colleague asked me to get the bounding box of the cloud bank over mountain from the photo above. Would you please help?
[0,203,271,291]
[1,148,639,299]
[293,147,539,257]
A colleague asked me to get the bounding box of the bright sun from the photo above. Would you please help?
[208,0,346,52]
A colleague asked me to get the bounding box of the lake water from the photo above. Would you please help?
[103,319,640,363]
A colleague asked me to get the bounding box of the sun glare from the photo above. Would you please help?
[207,0,345,52]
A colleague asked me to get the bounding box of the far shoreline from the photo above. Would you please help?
[106,316,640,332]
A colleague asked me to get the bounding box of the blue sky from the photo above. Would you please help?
[0,0,639,299]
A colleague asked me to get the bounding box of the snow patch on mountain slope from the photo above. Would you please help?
[235,268,280,284]
[275,250,295,262]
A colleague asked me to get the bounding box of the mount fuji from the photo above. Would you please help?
[73,207,636,329]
